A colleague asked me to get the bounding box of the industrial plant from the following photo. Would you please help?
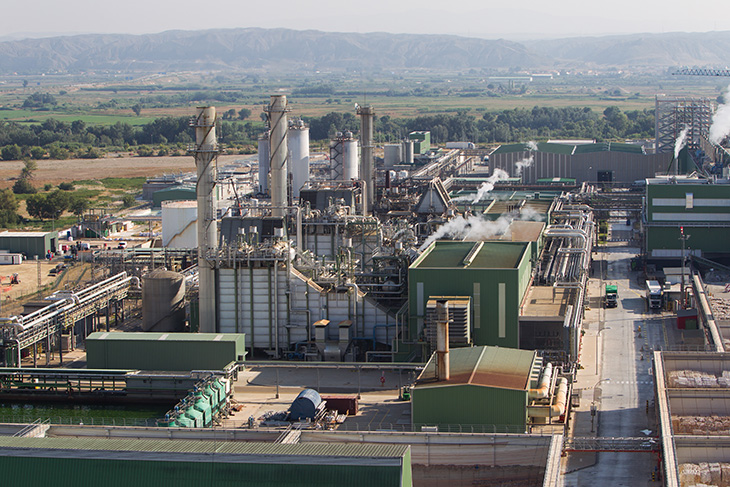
[0,87,729,486]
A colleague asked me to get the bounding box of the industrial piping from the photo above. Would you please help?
[435,299,450,381]
[527,377,568,418]
[528,363,553,399]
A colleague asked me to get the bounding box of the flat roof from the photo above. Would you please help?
[499,221,545,243]
[416,346,535,390]
[0,437,407,462]
[521,286,575,319]
[0,231,55,238]
[413,241,528,270]
[87,332,244,343]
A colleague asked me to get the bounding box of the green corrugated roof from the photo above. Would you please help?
[0,437,407,459]
[417,346,536,390]
[414,241,528,269]
[573,142,644,154]
[87,332,243,343]
[492,142,575,156]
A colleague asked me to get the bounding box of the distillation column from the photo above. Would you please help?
[357,105,375,216]
[268,95,289,218]
[192,107,218,333]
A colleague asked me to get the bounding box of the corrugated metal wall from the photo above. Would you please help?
[490,151,671,183]
[218,266,396,351]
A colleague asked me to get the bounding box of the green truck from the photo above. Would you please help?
[605,284,618,308]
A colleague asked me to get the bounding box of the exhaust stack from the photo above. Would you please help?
[357,104,375,216]
[435,299,450,381]
[267,95,289,218]
[192,106,218,333]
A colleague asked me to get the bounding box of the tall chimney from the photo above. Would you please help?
[192,106,218,333]
[357,105,375,216]
[435,299,450,381]
[268,95,289,218]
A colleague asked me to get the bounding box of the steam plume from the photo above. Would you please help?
[515,155,534,176]
[453,168,510,204]
[418,206,545,252]
[674,126,690,160]
[710,83,730,145]
[526,141,539,151]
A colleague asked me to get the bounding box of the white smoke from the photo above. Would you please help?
[674,126,690,160]
[452,168,510,204]
[710,83,730,145]
[526,140,539,151]
[418,205,546,252]
[515,155,534,176]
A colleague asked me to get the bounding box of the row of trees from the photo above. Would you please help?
[0,106,655,161]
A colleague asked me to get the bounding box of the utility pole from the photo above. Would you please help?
[679,226,690,309]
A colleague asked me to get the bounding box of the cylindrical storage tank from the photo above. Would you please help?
[403,139,414,164]
[289,122,310,198]
[289,388,322,421]
[142,269,185,332]
[342,138,359,180]
[258,131,270,194]
[384,144,402,168]
[161,200,198,248]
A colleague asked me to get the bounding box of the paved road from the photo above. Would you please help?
[562,235,663,486]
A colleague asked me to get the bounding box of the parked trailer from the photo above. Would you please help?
[604,284,618,308]
[646,280,663,310]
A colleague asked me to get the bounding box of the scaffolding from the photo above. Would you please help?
[655,96,713,155]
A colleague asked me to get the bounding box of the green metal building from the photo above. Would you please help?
[0,231,59,258]
[644,177,730,259]
[411,346,540,432]
[0,437,412,487]
[152,184,196,208]
[409,131,431,154]
[408,240,532,354]
[86,332,246,371]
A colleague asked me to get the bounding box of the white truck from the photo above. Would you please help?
[646,280,663,310]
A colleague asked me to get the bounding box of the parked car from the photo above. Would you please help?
[117,242,128,249]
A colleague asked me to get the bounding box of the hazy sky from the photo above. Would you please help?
[4,0,730,40]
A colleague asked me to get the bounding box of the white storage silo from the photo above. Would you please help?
[330,132,359,181]
[162,200,198,248]
[288,120,310,198]
[258,131,270,194]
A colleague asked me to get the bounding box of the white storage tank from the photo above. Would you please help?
[257,131,270,194]
[384,144,402,168]
[162,200,198,248]
[403,139,414,164]
[288,120,310,198]
[330,132,359,181]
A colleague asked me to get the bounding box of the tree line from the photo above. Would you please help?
[0,106,655,162]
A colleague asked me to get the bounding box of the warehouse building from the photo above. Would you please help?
[643,176,730,259]
[0,437,412,487]
[489,141,670,184]
[408,240,532,353]
[0,231,58,259]
[86,332,246,371]
[411,346,566,433]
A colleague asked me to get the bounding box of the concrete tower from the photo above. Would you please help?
[267,95,289,218]
[357,104,375,215]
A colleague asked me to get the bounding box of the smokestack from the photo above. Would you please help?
[267,95,289,218]
[357,105,375,215]
[435,299,450,381]
[192,106,218,333]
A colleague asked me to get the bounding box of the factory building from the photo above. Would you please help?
[409,240,533,352]
[409,131,430,155]
[644,176,730,259]
[0,231,58,259]
[412,345,567,432]
[489,141,671,184]
[0,437,412,487]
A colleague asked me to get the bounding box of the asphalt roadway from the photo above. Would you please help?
[562,224,670,486]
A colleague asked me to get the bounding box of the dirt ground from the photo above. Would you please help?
[0,153,246,189]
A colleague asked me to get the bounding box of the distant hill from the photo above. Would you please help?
[522,31,730,68]
[0,28,547,74]
[1,28,729,75]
